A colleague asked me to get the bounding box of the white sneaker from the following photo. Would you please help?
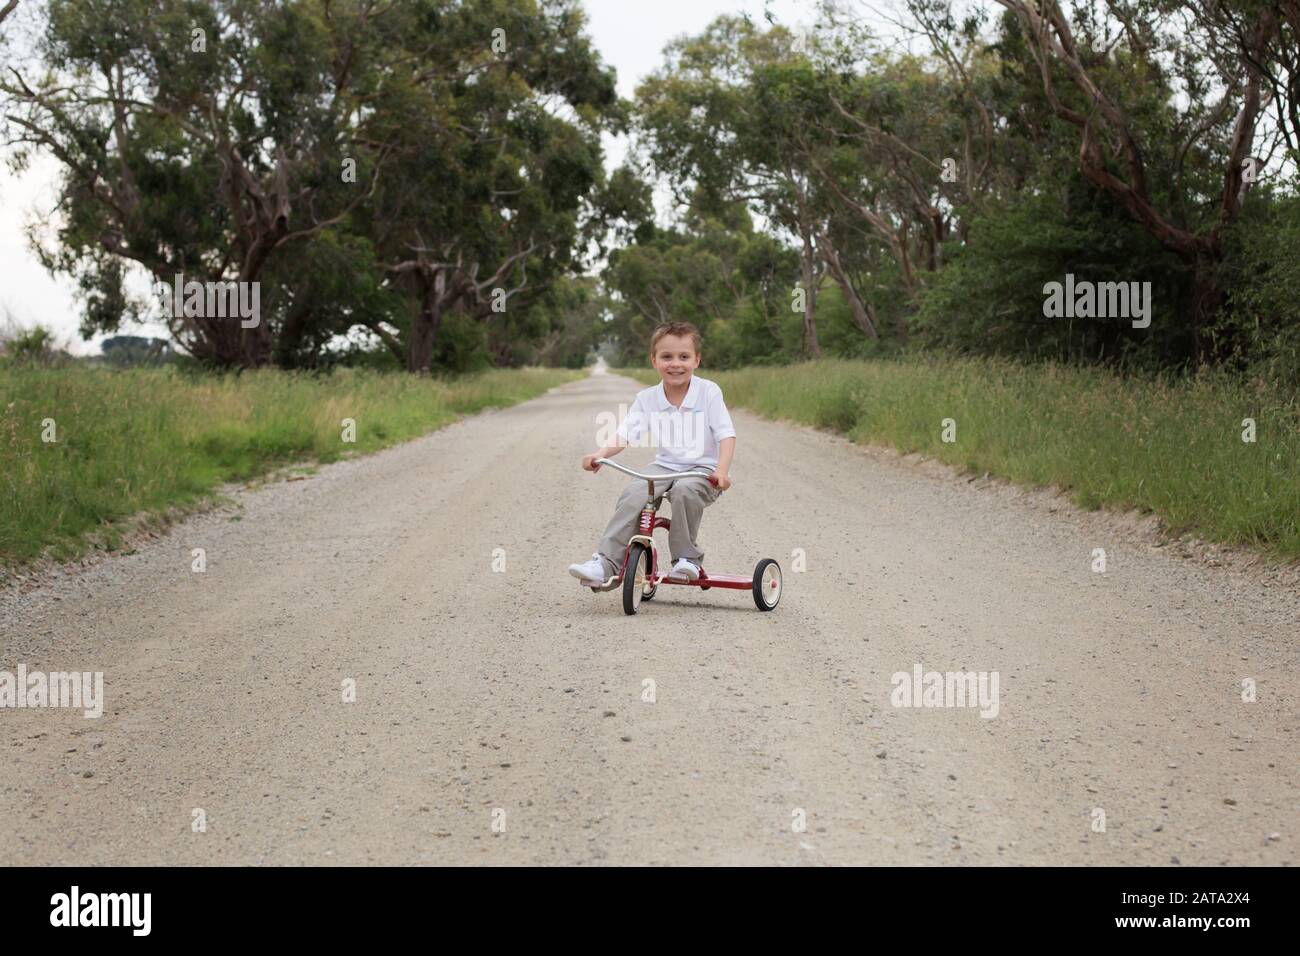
[568,554,611,584]
[671,558,700,581]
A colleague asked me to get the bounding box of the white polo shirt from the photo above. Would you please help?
[616,376,736,470]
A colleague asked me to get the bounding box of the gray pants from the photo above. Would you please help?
[597,463,721,571]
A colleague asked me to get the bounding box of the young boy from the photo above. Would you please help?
[568,322,736,585]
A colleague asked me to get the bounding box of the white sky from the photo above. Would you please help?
[0,0,814,355]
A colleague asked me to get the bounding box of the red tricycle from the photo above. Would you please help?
[585,457,782,615]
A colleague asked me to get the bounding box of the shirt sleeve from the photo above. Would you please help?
[616,392,648,444]
[708,386,736,442]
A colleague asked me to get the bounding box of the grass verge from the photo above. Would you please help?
[1,365,580,568]
[615,358,1300,561]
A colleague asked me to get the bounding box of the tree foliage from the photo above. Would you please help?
[607,1,1299,374]
[1,0,624,370]
[3,1,1298,378]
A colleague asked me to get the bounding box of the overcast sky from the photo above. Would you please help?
[0,0,814,355]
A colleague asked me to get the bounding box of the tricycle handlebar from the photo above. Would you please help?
[594,458,717,485]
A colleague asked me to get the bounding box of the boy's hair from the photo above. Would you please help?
[650,321,702,354]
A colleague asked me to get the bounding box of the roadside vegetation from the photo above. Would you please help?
[0,365,579,567]
[619,359,1300,560]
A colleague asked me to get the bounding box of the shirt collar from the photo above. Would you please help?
[655,376,700,410]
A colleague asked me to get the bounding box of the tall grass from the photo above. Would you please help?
[618,358,1300,560]
[0,365,580,567]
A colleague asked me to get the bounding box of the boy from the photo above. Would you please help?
[568,322,736,585]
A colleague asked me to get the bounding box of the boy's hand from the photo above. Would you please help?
[582,454,602,472]
[712,471,732,491]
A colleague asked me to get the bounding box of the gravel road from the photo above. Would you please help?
[1,370,1295,865]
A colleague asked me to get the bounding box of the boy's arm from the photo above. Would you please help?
[713,436,735,490]
[708,385,737,490]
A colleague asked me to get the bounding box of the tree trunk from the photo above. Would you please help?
[925,207,945,271]
[407,270,446,373]
[408,305,436,374]
[898,220,916,294]
[820,237,878,339]
[1188,256,1226,363]
[275,299,314,368]
[197,291,245,368]
[240,317,274,367]
[800,229,822,358]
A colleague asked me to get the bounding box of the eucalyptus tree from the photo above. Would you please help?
[602,197,798,364]
[636,16,848,356]
[1,0,406,366]
[353,0,621,372]
[992,0,1293,356]
[1,0,622,370]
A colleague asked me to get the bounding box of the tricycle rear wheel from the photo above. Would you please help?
[752,558,782,611]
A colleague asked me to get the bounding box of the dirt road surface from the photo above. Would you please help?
[2,370,1296,865]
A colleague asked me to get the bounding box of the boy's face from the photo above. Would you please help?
[650,334,700,388]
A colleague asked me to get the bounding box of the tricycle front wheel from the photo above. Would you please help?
[623,543,652,615]
[752,558,782,611]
